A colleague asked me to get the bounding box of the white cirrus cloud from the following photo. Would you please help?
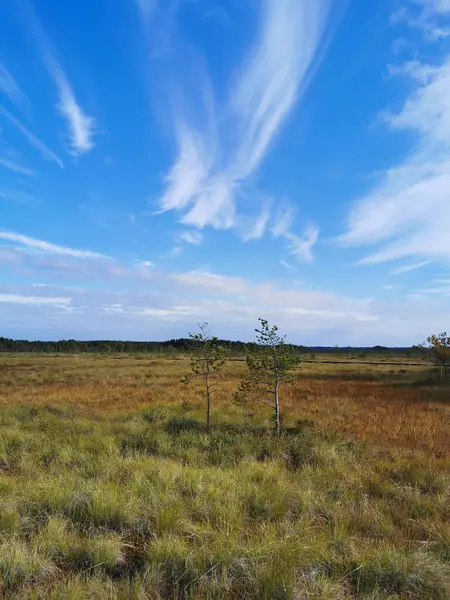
[0,64,31,112]
[272,207,319,263]
[0,231,110,260]
[136,260,155,268]
[0,158,36,176]
[136,0,157,25]
[231,0,331,179]
[392,0,450,39]
[179,230,203,245]
[156,0,333,233]
[339,58,450,265]
[141,306,199,321]
[25,3,96,155]
[172,271,247,296]
[0,189,39,204]
[0,293,71,306]
[241,206,272,242]
[284,226,320,264]
[0,106,63,168]
[411,283,450,296]
[53,69,96,155]
[390,259,433,275]
[412,0,450,15]
[280,260,294,270]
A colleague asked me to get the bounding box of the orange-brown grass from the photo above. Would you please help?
[282,379,449,460]
[0,354,448,459]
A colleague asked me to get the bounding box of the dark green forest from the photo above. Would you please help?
[0,336,418,357]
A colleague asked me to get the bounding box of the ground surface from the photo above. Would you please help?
[0,353,449,599]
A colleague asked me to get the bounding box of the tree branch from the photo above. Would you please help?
[257,398,275,408]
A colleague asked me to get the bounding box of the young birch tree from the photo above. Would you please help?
[234,318,300,435]
[181,323,229,428]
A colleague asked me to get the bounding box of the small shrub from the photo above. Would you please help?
[387,464,445,495]
[0,503,20,534]
[282,434,318,471]
[166,417,202,434]
[67,491,93,525]
[119,431,159,457]
[427,523,450,562]
[346,549,450,599]
[0,540,53,592]
[140,406,171,424]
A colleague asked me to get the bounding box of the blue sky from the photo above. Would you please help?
[1,0,450,345]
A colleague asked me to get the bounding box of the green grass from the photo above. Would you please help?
[0,403,448,599]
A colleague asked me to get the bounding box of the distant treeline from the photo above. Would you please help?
[0,337,420,356]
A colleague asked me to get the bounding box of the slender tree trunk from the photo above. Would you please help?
[206,375,211,428]
[274,381,280,435]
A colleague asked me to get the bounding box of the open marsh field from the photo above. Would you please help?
[0,353,449,599]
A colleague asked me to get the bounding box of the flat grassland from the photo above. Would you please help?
[0,354,449,599]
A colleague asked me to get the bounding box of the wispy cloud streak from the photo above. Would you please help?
[285,227,320,263]
[0,64,31,112]
[242,207,271,242]
[232,0,331,178]
[136,0,156,26]
[179,230,203,245]
[0,293,71,306]
[339,55,450,265]
[390,260,433,275]
[0,231,109,260]
[280,260,294,270]
[45,56,96,155]
[156,0,332,234]
[272,207,319,263]
[0,189,39,204]
[26,2,96,155]
[0,158,36,176]
[394,0,450,39]
[0,106,63,168]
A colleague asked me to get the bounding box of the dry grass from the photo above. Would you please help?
[0,354,448,458]
[0,353,448,598]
